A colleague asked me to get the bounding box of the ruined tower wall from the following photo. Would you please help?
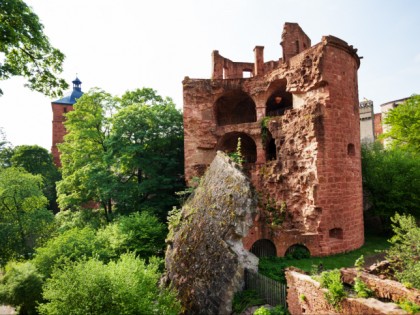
[314,40,364,254]
[183,24,364,257]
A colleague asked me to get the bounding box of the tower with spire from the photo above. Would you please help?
[51,77,83,166]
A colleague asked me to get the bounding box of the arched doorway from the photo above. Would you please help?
[215,90,257,126]
[250,239,277,257]
[217,132,257,163]
[285,244,310,259]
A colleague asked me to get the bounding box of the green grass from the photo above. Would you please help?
[259,234,389,282]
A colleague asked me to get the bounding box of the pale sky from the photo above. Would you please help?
[1,0,419,150]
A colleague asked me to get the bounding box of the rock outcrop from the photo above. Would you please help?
[165,152,258,314]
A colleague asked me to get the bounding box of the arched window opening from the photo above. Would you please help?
[266,80,293,117]
[285,244,310,259]
[329,228,343,239]
[217,132,257,163]
[347,143,355,156]
[250,239,277,257]
[215,90,257,126]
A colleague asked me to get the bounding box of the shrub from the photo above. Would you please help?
[397,299,420,315]
[0,261,44,315]
[386,213,420,289]
[96,211,167,259]
[38,254,181,315]
[319,269,346,310]
[232,290,264,314]
[32,227,111,277]
[254,306,271,315]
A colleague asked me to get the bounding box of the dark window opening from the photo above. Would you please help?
[347,143,355,156]
[285,244,310,259]
[266,134,277,161]
[215,90,257,126]
[329,228,343,239]
[250,239,277,257]
[63,107,67,113]
[265,81,293,117]
[217,132,257,163]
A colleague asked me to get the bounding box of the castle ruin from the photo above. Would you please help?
[183,23,364,257]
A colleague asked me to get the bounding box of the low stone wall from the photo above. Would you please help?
[285,268,407,315]
[341,268,420,305]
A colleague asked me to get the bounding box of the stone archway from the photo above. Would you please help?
[215,90,257,126]
[217,132,257,163]
[250,239,277,257]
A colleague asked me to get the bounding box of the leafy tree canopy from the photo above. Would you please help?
[382,95,420,152]
[57,88,184,221]
[0,0,67,96]
[38,254,181,315]
[11,145,61,212]
[0,167,54,265]
[361,142,420,229]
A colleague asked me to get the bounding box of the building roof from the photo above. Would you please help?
[52,77,83,105]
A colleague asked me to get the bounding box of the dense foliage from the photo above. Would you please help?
[0,261,44,315]
[0,0,67,96]
[0,167,55,265]
[382,95,420,152]
[57,88,184,221]
[37,254,181,315]
[386,213,420,289]
[10,145,61,212]
[361,142,420,228]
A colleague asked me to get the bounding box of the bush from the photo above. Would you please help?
[386,213,420,289]
[96,212,167,259]
[38,254,181,315]
[232,290,264,314]
[0,261,44,315]
[32,227,111,277]
[319,269,346,310]
[254,306,270,315]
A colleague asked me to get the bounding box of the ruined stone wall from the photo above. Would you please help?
[183,23,364,257]
[285,269,407,315]
[165,152,258,314]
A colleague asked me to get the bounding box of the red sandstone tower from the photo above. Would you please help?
[51,77,83,167]
[183,23,364,257]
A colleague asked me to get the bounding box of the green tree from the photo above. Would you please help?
[57,89,117,220]
[0,261,44,315]
[361,142,420,229]
[0,0,67,97]
[386,213,420,289]
[38,254,181,315]
[96,212,167,259]
[11,145,61,212]
[32,227,110,277]
[0,167,54,265]
[382,95,420,152]
[109,90,184,217]
[57,88,184,221]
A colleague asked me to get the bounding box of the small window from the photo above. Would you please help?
[63,107,67,113]
[329,228,343,239]
[347,143,355,156]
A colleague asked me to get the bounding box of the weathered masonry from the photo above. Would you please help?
[183,23,364,257]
